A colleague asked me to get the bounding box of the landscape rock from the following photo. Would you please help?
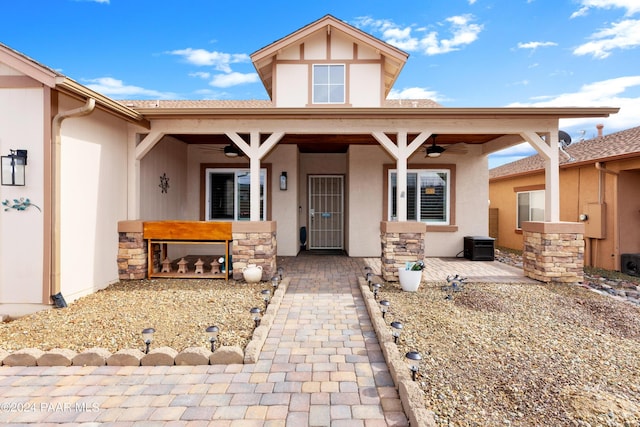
[209,345,243,365]
[106,348,144,366]
[141,346,178,366]
[73,348,112,366]
[175,346,211,365]
[2,348,44,366]
[38,348,77,366]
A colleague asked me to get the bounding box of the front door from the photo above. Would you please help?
[308,175,344,250]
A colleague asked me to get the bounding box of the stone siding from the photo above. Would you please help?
[231,222,277,281]
[117,221,147,280]
[522,221,585,284]
[380,221,426,282]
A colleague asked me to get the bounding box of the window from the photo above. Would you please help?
[388,169,450,224]
[205,168,266,221]
[313,64,345,104]
[516,190,544,229]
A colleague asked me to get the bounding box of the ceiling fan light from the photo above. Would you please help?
[426,145,444,157]
[223,145,240,158]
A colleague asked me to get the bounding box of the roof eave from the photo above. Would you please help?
[56,78,150,128]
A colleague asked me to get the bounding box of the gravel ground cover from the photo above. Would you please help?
[381,280,640,426]
[0,279,267,353]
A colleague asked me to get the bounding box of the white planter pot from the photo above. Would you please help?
[242,264,263,283]
[398,268,422,292]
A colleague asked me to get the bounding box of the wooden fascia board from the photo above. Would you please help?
[56,78,150,128]
[134,107,619,120]
[0,44,59,87]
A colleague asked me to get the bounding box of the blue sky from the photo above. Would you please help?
[2,0,639,167]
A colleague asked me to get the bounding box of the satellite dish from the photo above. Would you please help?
[559,130,572,148]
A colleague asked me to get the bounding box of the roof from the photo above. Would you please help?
[0,42,148,128]
[250,15,409,100]
[118,99,442,109]
[489,125,640,180]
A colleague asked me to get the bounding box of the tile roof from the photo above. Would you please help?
[489,125,640,180]
[117,99,442,109]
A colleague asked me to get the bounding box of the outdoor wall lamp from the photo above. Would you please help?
[250,307,262,328]
[380,300,390,319]
[271,275,280,289]
[405,351,422,381]
[1,149,27,186]
[261,289,271,308]
[142,328,155,354]
[277,266,284,280]
[390,321,403,344]
[280,172,287,190]
[372,283,381,300]
[206,325,219,352]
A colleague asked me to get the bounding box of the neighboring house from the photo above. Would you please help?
[489,125,640,272]
[0,15,618,315]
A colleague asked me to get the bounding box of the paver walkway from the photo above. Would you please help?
[0,254,409,426]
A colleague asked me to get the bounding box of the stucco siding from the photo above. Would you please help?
[0,87,45,304]
[275,64,308,107]
[59,96,129,302]
[350,64,381,107]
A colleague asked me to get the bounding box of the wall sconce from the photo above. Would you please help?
[1,149,27,186]
[280,172,287,190]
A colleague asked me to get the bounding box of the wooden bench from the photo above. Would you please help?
[143,221,232,280]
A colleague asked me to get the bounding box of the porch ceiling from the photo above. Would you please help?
[171,133,500,154]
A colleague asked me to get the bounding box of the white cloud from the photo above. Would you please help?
[353,15,483,55]
[573,19,640,58]
[168,48,250,73]
[507,75,640,131]
[83,77,175,99]
[209,72,260,88]
[189,71,211,79]
[571,0,640,18]
[517,41,558,50]
[388,87,442,101]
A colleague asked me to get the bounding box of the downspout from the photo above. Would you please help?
[50,98,96,296]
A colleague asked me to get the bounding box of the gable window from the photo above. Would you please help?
[205,168,266,221]
[388,169,450,224]
[516,190,544,229]
[313,64,345,104]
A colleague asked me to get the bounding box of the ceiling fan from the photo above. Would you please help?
[197,144,244,158]
[425,135,467,157]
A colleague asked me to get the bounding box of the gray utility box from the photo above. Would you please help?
[464,236,495,261]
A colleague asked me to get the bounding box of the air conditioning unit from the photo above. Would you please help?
[464,236,495,261]
[621,253,640,277]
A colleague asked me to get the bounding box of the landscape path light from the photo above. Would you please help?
[372,283,381,300]
[250,307,262,328]
[390,321,403,344]
[380,299,390,319]
[277,267,284,280]
[405,351,422,381]
[271,276,279,289]
[261,289,271,309]
[206,325,219,352]
[142,328,155,354]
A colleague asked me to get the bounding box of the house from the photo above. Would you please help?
[489,125,640,273]
[0,15,618,316]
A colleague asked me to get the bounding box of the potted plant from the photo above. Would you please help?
[398,261,424,292]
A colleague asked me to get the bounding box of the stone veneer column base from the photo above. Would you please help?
[380,221,426,282]
[522,221,585,284]
[117,221,147,280]
[231,221,277,281]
